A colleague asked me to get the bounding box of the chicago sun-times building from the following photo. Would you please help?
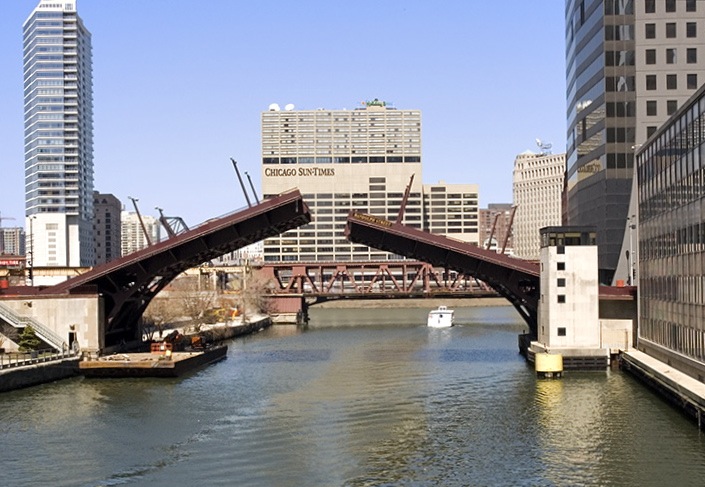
[261,101,479,262]
[638,82,705,379]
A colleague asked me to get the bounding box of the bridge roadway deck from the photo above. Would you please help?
[345,211,635,336]
[32,190,310,348]
[345,211,541,333]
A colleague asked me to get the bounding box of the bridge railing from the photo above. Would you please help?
[0,348,77,370]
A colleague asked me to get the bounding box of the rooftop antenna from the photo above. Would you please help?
[535,138,553,154]
[128,196,152,246]
[230,158,252,207]
[244,171,260,204]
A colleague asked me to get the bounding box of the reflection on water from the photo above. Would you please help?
[1,305,705,486]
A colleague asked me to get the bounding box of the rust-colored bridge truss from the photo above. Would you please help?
[40,190,311,348]
[345,211,541,333]
[260,260,497,300]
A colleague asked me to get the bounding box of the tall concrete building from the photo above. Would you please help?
[565,0,705,283]
[120,212,160,256]
[93,192,121,265]
[261,100,423,262]
[0,227,25,256]
[512,151,565,260]
[23,0,94,268]
[422,182,480,246]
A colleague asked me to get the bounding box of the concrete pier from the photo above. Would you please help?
[621,350,705,429]
[79,346,227,378]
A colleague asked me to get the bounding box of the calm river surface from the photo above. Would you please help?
[2,305,705,486]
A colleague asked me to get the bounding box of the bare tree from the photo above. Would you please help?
[237,270,277,323]
[170,275,218,333]
[143,297,181,339]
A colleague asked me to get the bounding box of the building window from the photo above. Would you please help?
[557,295,566,303]
[557,262,566,271]
[644,23,656,39]
[557,327,567,337]
[647,126,657,137]
[688,74,698,90]
[645,0,655,13]
[557,278,566,287]
[646,75,657,90]
[666,48,676,64]
[646,49,656,64]
[667,74,677,90]
[666,23,676,38]
[646,100,657,116]
[687,22,697,38]
[667,100,678,115]
[687,48,697,64]
[557,245,565,254]
[666,0,676,12]
[687,0,696,12]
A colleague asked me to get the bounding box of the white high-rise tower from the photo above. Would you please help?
[23,0,94,268]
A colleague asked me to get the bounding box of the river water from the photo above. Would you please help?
[2,305,705,486]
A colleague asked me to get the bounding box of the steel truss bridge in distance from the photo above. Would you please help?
[258,261,499,300]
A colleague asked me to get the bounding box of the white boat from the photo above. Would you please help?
[427,305,454,328]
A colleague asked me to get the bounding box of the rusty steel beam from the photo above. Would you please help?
[344,211,540,335]
[40,190,311,348]
[258,261,494,297]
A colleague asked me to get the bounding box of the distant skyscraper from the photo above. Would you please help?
[422,182,480,246]
[261,100,423,262]
[565,0,705,283]
[120,212,160,256]
[23,0,94,268]
[0,227,26,256]
[93,192,121,265]
[513,150,565,260]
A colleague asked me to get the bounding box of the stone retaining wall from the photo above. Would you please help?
[0,357,81,393]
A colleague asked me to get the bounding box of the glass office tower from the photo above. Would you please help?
[565,0,705,283]
[565,0,636,284]
[637,83,705,379]
[23,0,94,267]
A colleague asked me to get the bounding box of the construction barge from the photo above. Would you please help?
[79,345,227,378]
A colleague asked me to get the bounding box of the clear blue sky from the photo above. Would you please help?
[0,0,566,227]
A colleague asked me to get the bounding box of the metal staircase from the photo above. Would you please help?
[0,302,65,351]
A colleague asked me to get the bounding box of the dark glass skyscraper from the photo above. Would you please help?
[565,0,636,284]
[565,0,705,283]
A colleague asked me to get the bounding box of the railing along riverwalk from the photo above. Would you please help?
[0,348,77,370]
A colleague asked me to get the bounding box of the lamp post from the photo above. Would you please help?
[128,196,152,247]
[627,215,636,286]
[28,216,35,286]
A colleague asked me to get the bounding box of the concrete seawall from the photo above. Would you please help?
[621,350,705,429]
[0,357,81,392]
[1,316,273,392]
[311,297,509,309]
